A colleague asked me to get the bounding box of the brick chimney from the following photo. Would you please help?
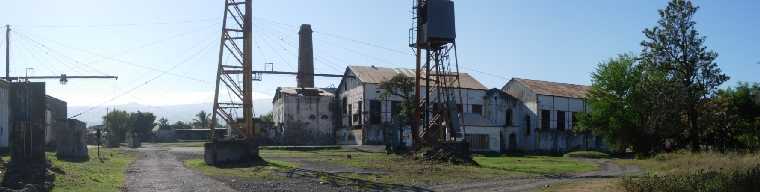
[297,24,314,88]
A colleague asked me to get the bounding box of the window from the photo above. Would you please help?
[471,104,483,115]
[391,101,401,122]
[457,104,463,113]
[342,98,348,115]
[370,100,381,125]
[465,134,490,150]
[505,109,513,126]
[541,110,551,129]
[524,115,531,136]
[357,101,363,124]
[557,111,566,131]
[348,104,353,124]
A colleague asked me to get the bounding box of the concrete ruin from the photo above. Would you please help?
[271,87,336,145]
[2,82,55,191]
[126,131,141,148]
[45,95,67,149]
[55,119,88,160]
[0,80,9,152]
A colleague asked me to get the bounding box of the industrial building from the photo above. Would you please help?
[271,87,336,145]
[502,78,605,152]
[334,65,490,146]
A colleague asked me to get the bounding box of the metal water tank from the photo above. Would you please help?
[422,0,456,47]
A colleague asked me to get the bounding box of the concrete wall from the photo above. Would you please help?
[464,126,501,152]
[272,91,335,145]
[45,96,67,147]
[9,82,47,164]
[0,80,9,149]
[502,79,606,153]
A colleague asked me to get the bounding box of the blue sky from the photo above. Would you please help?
[1,1,758,115]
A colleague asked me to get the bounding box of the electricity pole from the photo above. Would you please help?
[5,25,10,80]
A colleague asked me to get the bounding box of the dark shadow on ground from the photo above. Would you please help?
[287,168,433,192]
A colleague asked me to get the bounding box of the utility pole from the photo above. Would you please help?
[242,0,254,138]
[5,25,10,80]
[412,0,423,150]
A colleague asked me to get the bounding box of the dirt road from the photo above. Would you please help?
[123,147,237,192]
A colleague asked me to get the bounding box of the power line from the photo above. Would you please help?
[14,17,220,29]
[70,36,217,118]
[14,24,218,83]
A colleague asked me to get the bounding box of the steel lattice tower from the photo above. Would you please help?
[210,0,255,140]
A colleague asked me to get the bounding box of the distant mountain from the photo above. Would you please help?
[69,99,273,126]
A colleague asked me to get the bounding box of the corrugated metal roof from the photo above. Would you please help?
[348,65,487,90]
[511,78,590,98]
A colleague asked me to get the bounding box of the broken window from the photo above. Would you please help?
[471,104,483,115]
[465,134,489,150]
[369,100,381,125]
[557,111,565,131]
[525,115,531,136]
[342,97,347,115]
[541,110,550,129]
[505,109,513,126]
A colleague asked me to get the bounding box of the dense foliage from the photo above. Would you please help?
[576,0,759,155]
[102,110,156,146]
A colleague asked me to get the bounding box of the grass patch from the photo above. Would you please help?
[258,148,597,186]
[49,148,136,192]
[474,155,598,175]
[183,159,295,180]
[615,151,760,175]
[539,178,624,192]
[153,141,206,148]
[564,151,610,159]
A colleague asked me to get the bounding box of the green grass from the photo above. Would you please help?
[153,141,207,148]
[183,159,296,181]
[260,149,597,185]
[474,155,598,175]
[49,148,137,192]
[563,151,610,159]
[615,151,760,175]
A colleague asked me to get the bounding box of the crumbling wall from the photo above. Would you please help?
[2,82,55,191]
[56,119,88,160]
[45,96,67,149]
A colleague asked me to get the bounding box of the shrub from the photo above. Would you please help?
[563,151,610,159]
[621,166,760,192]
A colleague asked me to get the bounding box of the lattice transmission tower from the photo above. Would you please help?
[209,0,255,140]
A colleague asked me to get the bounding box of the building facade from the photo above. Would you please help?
[334,66,497,150]
[502,78,605,153]
[271,87,336,145]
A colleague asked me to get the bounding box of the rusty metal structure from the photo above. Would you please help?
[410,0,465,148]
[209,0,255,140]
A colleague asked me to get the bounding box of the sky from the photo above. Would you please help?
[1,0,759,117]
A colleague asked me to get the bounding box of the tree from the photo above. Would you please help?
[257,112,274,123]
[639,0,729,151]
[378,74,416,148]
[103,110,130,147]
[129,111,156,142]
[172,121,192,130]
[192,111,210,129]
[703,82,760,151]
[157,118,171,130]
[578,54,652,152]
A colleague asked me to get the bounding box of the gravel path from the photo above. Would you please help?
[123,147,237,192]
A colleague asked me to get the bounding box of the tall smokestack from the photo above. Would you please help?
[297,24,314,88]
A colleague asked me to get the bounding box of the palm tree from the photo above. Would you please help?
[192,111,209,129]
